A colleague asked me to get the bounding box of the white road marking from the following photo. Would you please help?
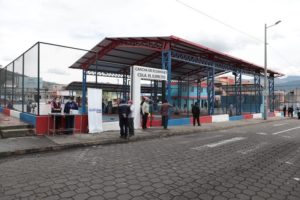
[179,135,223,144]
[285,161,293,165]
[293,178,300,181]
[237,142,268,155]
[206,137,246,147]
[273,123,288,127]
[282,135,292,139]
[256,132,268,135]
[218,130,229,133]
[191,137,246,150]
[272,126,300,135]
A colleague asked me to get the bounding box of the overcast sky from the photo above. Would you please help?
[1,0,299,77]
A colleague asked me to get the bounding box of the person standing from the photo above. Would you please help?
[127,100,134,137]
[297,107,300,120]
[64,96,78,134]
[51,96,62,132]
[291,106,294,118]
[283,105,287,117]
[118,99,130,138]
[229,104,234,117]
[141,97,150,129]
[160,99,172,129]
[192,102,201,126]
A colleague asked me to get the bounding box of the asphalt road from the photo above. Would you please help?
[0,119,300,200]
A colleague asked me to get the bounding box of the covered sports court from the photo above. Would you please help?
[70,35,282,116]
[0,35,282,134]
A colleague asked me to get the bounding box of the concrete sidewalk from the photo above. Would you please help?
[0,117,286,158]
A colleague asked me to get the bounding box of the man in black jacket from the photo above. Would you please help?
[192,102,200,126]
[64,96,78,134]
[118,99,130,139]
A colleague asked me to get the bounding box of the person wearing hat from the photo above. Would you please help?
[127,100,135,137]
[141,97,150,129]
[118,99,130,138]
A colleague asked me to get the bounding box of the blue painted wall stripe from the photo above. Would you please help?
[20,113,36,126]
[229,115,243,121]
[169,118,190,126]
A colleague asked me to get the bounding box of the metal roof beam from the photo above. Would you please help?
[82,40,121,69]
[171,51,256,76]
[133,52,160,66]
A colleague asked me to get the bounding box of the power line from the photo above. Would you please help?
[268,44,295,67]
[175,0,263,43]
[175,0,295,69]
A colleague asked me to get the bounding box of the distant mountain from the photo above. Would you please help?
[275,76,300,90]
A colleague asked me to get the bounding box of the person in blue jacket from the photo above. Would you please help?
[64,96,78,134]
[118,99,130,139]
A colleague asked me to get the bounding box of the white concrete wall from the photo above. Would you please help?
[252,113,262,119]
[10,110,21,119]
[103,121,119,131]
[212,114,229,123]
[275,112,282,117]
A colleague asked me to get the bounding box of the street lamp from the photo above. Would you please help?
[264,20,281,120]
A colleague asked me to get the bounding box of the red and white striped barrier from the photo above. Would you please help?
[252,113,262,119]
[212,114,229,123]
[10,110,21,119]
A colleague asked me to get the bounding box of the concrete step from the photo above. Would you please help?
[0,124,33,131]
[0,128,35,138]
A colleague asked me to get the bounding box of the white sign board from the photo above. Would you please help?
[133,65,167,81]
[130,65,168,129]
[87,88,103,133]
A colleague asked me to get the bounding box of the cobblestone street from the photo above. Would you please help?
[1,120,300,200]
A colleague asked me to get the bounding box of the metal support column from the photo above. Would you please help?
[178,79,182,108]
[4,67,6,106]
[95,64,98,84]
[234,69,242,115]
[197,79,201,104]
[22,55,25,112]
[254,73,261,113]
[269,74,275,112]
[150,80,153,99]
[37,42,40,115]
[122,73,127,101]
[162,50,171,102]
[207,67,215,115]
[12,61,15,108]
[82,69,87,114]
[153,80,158,111]
[187,75,190,117]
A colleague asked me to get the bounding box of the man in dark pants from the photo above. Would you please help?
[160,99,172,129]
[127,100,134,137]
[51,96,62,133]
[192,102,200,126]
[118,99,130,138]
[283,105,286,117]
[64,96,78,134]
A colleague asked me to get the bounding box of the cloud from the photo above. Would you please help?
[1,0,300,77]
[196,35,261,53]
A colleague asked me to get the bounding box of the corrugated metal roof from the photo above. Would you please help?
[69,35,283,80]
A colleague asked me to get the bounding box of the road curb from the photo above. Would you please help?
[0,118,286,159]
